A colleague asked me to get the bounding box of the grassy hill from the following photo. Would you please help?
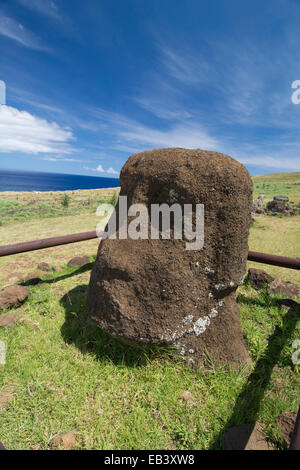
[252,171,300,204]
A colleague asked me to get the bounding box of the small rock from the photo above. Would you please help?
[23,270,50,285]
[0,313,19,329]
[52,265,63,272]
[248,268,274,290]
[268,278,300,299]
[50,430,77,450]
[37,262,51,271]
[274,195,289,202]
[0,285,29,311]
[252,195,266,214]
[180,390,194,402]
[67,256,91,267]
[223,423,273,450]
[276,411,297,446]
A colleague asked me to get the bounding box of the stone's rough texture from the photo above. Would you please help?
[248,268,274,290]
[266,195,294,215]
[223,423,273,450]
[276,412,297,446]
[68,256,91,267]
[87,148,253,367]
[0,312,19,328]
[0,285,29,311]
[50,430,77,450]
[268,278,300,299]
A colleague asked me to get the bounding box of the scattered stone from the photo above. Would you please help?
[252,194,265,214]
[266,196,295,216]
[0,313,19,329]
[87,148,252,367]
[268,278,300,299]
[67,256,91,267]
[248,268,274,290]
[50,430,77,450]
[37,262,51,271]
[180,390,194,402]
[274,195,289,202]
[276,411,297,446]
[0,285,29,311]
[23,271,46,285]
[0,386,15,412]
[223,423,273,450]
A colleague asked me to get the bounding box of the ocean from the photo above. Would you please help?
[0,169,120,192]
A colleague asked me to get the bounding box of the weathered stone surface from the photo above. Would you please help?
[223,423,273,450]
[0,312,19,328]
[67,256,91,267]
[87,148,252,367]
[276,411,297,446]
[266,196,293,215]
[248,268,274,290]
[268,278,300,299]
[252,194,265,214]
[0,285,29,311]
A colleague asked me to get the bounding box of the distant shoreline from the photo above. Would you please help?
[0,169,120,192]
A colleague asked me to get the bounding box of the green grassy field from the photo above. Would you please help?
[0,173,299,450]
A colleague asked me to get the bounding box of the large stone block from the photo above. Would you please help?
[86,148,253,367]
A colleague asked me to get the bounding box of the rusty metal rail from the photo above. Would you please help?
[0,231,299,270]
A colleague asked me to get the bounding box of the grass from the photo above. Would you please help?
[0,174,299,450]
[252,171,300,204]
[0,188,120,226]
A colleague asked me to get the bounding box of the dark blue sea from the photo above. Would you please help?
[0,169,120,192]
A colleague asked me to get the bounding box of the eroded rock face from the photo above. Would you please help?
[86,148,253,367]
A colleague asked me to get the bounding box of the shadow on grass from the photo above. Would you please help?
[210,296,300,449]
[60,284,175,368]
[22,263,94,287]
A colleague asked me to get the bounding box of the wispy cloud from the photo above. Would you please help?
[16,0,60,20]
[0,105,74,154]
[88,106,218,152]
[0,15,47,50]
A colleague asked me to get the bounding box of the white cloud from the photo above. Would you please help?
[0,15,46,50]
[42,156,83,162]
[106,167,119,175]
[84,163,119,176]
[0,105,74,154]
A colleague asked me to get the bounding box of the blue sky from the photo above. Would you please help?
[0,0,300,177]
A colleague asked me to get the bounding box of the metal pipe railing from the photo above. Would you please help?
[0,230,299,269]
